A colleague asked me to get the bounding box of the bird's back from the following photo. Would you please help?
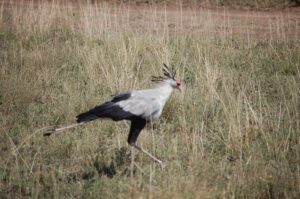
[76,88,163,123]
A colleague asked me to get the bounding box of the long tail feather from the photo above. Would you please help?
[43,122,84,136]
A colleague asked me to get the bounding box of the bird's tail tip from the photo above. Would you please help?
[41,123,84,137]
[42,127,56,136]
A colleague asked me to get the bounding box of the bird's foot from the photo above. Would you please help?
[158,160,166,169]
[131,143,166,169]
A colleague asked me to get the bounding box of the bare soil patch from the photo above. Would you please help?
[1,0,300,39]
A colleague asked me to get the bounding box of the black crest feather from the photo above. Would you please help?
[152,64,176,83]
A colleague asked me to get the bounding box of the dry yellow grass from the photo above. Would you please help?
[0,1,300,198]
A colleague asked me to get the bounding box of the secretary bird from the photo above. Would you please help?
[43,64,181,167]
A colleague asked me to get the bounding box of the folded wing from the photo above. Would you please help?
[76,92,158,123]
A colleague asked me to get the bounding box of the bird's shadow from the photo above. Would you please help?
[81,147,134,181]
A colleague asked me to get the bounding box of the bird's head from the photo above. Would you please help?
[151,64,181,91]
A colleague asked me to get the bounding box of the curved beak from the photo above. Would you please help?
[175,79,182,92]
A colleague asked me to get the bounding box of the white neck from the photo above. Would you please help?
[154,82,174,107]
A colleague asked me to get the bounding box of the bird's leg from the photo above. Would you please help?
[130,146,135,179]
[131,143,164,168]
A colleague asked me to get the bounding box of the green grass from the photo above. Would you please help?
[0,2,300,198]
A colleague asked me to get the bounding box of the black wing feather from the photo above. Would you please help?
[76,92,134,123]
[111,92,131,103]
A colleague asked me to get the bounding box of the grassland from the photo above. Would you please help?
[116,0,300,9]
[0,1,300,198]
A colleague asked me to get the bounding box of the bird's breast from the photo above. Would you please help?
[149,109,162,121]
[144,100,163,122]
